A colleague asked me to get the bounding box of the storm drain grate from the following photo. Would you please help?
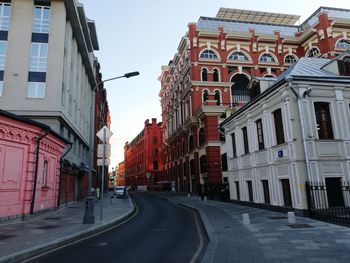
[0,234,16,240]
[288,224,313,229]
[36,225,60,229]
[269,216,288,220]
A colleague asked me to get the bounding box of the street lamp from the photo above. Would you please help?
[83,71,139,224]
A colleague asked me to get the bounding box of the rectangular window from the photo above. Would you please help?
[235,181,240,200]
[42,160,48,187]
[256,118,265,150]
[273,108,285,145]
[152,136,157,143]
[153,148,158,156]
[153,161,158,170]
[231,132,236,157]
[30,43,48,72]
[314,102,334,139]
[0,41,7,70]
[242,127,249,154]
[27,82,45,98]
[247,181,253,202]
[221,153,228,171]
[0,3,11,31]
[262,180,270,204]
[33,5,50,33]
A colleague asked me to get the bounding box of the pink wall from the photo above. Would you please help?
[0,115,66,219]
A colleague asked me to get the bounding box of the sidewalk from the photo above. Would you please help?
[164,193,350,263]
[0,194,135,263]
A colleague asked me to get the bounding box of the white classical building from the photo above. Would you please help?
[221,53,350,214]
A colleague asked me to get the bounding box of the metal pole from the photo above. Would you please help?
[100,128,106,221]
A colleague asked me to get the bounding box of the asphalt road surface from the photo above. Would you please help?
[27,192,206,263]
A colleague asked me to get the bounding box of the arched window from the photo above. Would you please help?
[335,39,350,49]
[228,51,249,61]
[200,49,218,59]
[201,68,208,81]
[215,90,221,105]
[200,155,207,173]
[259,53,276,63]
[284,55,297,64]
[213,68,219,82]
[307,47,320,58]
[338,56,350,76]
[202,89,208,103]
[314,102,334,139]
[199,127,205,146]
[231,74,250,104]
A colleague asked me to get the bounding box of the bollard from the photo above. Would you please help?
[198,196,202,200]
[187,193,191,198]
[204,196,207,202]
[287,211,296,224]
[242,213,250,225]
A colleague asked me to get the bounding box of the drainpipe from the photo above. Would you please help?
[30,128,50,215]
[57,143,73,207]
[286,77,312,183]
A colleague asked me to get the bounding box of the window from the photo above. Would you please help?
[30,43,48,71]
[33,5,50,33]
[231,132,237,157]
[242,127,249,154]
[153,161,158,170]
[215,90,221,105]
[262,180,270,204]
[338,56,350,76]
[0,41,7,70]
[190,159,195,175]
[231,74,250,104]
[198,127,205,146]
[202,89,208,103]
[42,160,48,187]
[259,53,276,63]
[284,55,297,64]
[335,39,350,49]
[314,102,334,139]
[201,68,208,81]
[27,82,45,98]
[189,135,194,151]
[152,136,157,143]
[153,148,158,156]
[200,49,218,59]
[228,51,249,61]
[199,155,207,173]
[273,108,285,145]
[256,119,265,150]
[307,47,320,58]
[247,181,253,202]
[213,69,219,82]
[221,153,228,171]
[0,2,10,31]
[235,181,240,200]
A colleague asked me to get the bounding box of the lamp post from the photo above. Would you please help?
[83,71,139,224]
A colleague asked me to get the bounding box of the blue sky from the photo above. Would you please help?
[80,0,348,169]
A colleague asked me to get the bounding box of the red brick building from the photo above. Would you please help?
[116,161,126,186]
[159,7,350,198]
[124,118,164,189]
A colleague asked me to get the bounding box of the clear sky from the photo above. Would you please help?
[79,0,348,170]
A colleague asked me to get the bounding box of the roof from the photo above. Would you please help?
[0,109,70,144]
[216,8,300,25]
[197,17,298,37]
[301,6,350,29]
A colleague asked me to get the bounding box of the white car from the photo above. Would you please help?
[114,186,127,198]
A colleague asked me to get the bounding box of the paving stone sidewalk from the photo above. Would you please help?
[0,194,135,263]
[165,194,350,263]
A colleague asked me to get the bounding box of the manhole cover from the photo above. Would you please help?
[288,224,313,229]
[269,216,288,220]
[37,225,60,229]
[0,234,16,240]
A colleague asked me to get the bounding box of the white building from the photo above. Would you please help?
[221,53,350,215]
[0,0,99,200]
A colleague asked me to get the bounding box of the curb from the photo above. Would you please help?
[0,198,137,263]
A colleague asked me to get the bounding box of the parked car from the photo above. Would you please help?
[114,186,127,198]
[126,186,136,191]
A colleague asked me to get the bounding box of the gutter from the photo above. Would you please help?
[57,143,73,207]
[30,128,50,215]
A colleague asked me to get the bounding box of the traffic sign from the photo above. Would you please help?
[97,158,110,166]
[97,144,111,157]
[96,125,113,142]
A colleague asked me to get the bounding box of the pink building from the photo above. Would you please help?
[0,110,68,220]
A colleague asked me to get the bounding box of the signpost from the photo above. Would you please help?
[96,125,113,221]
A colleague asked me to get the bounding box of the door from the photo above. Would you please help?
[325,177,344,207]
[281,179,292,207]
